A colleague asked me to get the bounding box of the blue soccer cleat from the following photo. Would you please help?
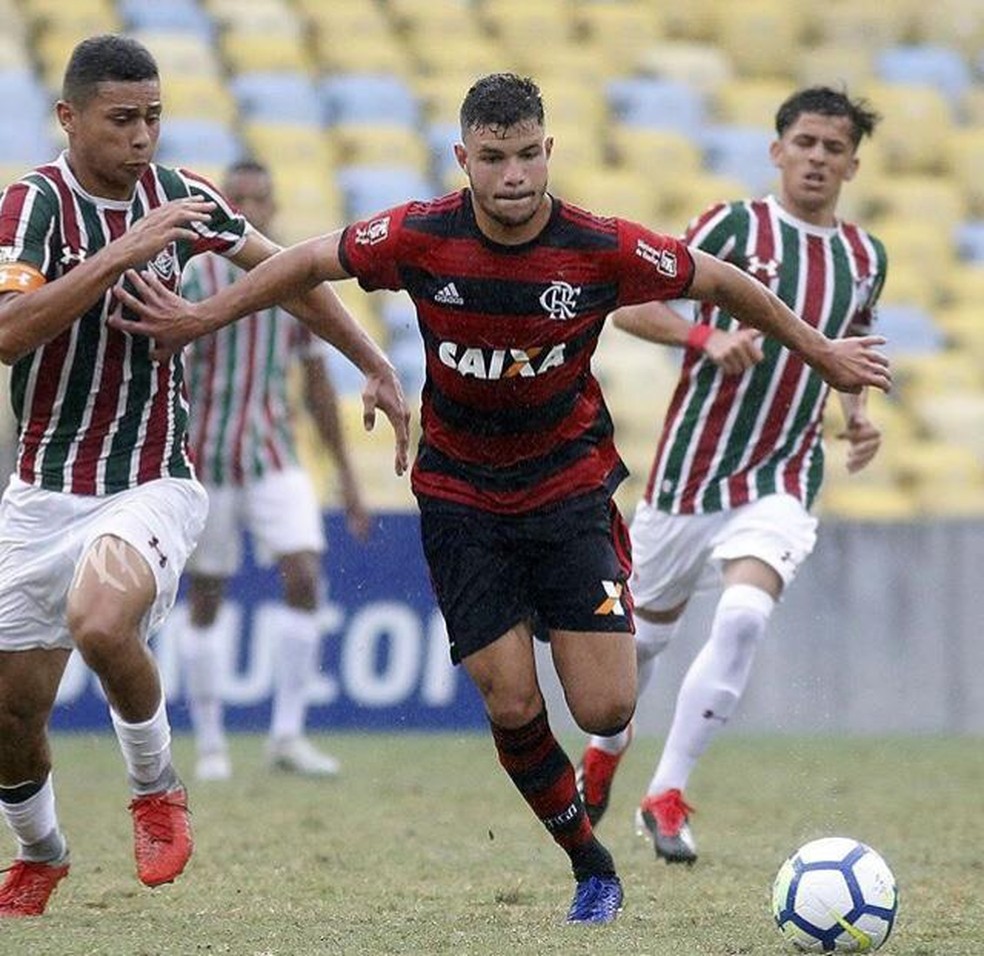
[565,874,624,924]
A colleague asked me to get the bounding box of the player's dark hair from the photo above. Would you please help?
[226,158,270,178]
[460,73,544,134]
[62,34,159,105]
[775,86,881,147]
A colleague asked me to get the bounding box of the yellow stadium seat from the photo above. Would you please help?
[203,0,301,33]
[635,41,735,97]
[911,391,984,462]
[327,124,431,172]
[541,121,608,178]
[940,264,984,308]
[553,166,660,224]
[817,482,918,521]
[661,172,751,234]
[660,0,722,41]
[712,1,807,79]
[858,82,953,175]
[794,44,875,92]
[945,128,984,219]
[895,438,984,491]
[608,128,703,201]
[391,0,483,39]
[911,0,984,59]
[810,1,914,48]
[219,30,314,74]
[893,350,984,403]
[241,122,333,169]
[572,0,668,73]
[713,79,793,126]
[0,31,33,70]
[406,32,510,78]
[482,0,574,69]
[162,74,237,125]
[131,31,223,77]
[861,176,965,235]
[314,31,409,79]
[534,79,607,129]
[22,0,119,32]
[872,217,956,284]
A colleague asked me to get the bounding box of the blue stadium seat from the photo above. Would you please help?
[0,117,58,164]
[318,73,420,127]
[875,45,972,110]
[0,68,51,122]
[334,165,438,220]
[155,119,244,168]
[605,77,706,138]
[118,0,215,35]
[230,71,321,124]
[955,221,984,262]
[699,124,776,196]
[878,303,945,356]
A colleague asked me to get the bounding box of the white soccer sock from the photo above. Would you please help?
[649,584,775,795]
[179,619,227,756]
[0,775,66,862]
[111,696,176,794]
[588,617,678,755]
[269,606,320,743]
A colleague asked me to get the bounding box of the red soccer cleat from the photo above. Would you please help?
[128,786,193,887]
[0,859,70,917]
[636,788,698,864]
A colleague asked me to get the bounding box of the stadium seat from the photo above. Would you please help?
[860,82,953,174]
[422,119,464,191]
[0,30,34,71]
[334,165,438,220]
[955,221,984,263]
[0,117,57,165]
[219,31,312,74]
[892,350,984,404]
[155,119,244,168]
[876,304,945,357]
[241,122,333,170]
[606,76,707,139]
[873,217,955,284]
[635,41,734,97]
[910,0,984,59]
[313,31,408,79]
[875,45,973,111]
[318,73,421,128]
[945,128,984,218]
[131,30,223,77]
[811,1,913,49]
[230,71,321,124]
[861,176,964,235]
[609,126,703,182]
[203,0,300,32]
[405,32,510,78]
[551,166,661,223]
[163,74,237,124]
[572,1,668,73]
[327,124,431,173]
[794,44,875,91]
[713,79,792,127]
[661,171,751,234]
[912,390,984,459]
[699,125,777,196]
[21,0,119,33]
[940,263,984,307]
[712,1,806,79]
[0,68,51,122]
[118,0,215,35]
[817,483,918,521]
[482,0,574,71]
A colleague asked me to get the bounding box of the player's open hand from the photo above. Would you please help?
[703,327,764,374]
[838,414,882,473]
[109,268,204,359]
[815,335,891,394]
[117,198,215,269]
[361,362,411,476]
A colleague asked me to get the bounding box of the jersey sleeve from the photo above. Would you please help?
[174,168,249,258]
[0,178,57,292]
[615,219,696,307]
[338,203,413,292]
[847,234,887,336]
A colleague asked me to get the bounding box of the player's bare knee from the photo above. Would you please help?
[68,608,133,671]
[571,695,635,736]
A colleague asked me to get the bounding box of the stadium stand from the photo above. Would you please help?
[1,0,983,516]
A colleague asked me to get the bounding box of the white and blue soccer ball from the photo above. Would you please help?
[771,837,898,952]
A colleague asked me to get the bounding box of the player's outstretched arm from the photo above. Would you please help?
[611,301,763,375]
[687,250,891,393]
[836,390,882,473]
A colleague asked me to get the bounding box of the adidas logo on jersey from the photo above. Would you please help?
[434,281,464,306]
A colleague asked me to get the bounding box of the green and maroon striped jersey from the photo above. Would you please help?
[0,152,247,495]
[182,253,321,486]
[647,195,887,514]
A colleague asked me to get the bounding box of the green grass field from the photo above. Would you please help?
[2,732,981,955]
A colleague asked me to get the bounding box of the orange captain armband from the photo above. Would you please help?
[0,261,45,294]
[686,323,713,351]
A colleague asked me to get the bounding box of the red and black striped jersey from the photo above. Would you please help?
[0,153,247,495]
[340,189,694,514]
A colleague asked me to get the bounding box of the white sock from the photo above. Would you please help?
[179,619,226,756]
[649,584,775,795]
[111,696,176,794]
[269,606,320,744]
[588,617,678,755]
[0,775,66,863]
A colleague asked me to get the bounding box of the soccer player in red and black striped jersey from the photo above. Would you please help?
[0,35,407,917]
[113,74,891,925]
[579,87,888,867]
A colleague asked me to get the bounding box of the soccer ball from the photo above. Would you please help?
[771,837,898,952]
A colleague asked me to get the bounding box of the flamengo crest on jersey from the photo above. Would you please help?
[648,195,887,515]
[339,190,696,514]
[0,153,248,495]
[183,253,313,486]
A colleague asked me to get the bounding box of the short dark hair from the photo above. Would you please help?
[226,159,270,179]
[62,34,159,105]
[775,86,881,147]
[459,73,544,135]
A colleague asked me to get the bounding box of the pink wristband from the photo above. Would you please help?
[686,324,713,351]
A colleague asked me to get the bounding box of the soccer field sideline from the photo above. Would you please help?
[2,731,981,955]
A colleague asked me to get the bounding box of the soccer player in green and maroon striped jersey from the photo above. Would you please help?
[178,161,370,782]
[579,87,887,866]
[0,35,407,917]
